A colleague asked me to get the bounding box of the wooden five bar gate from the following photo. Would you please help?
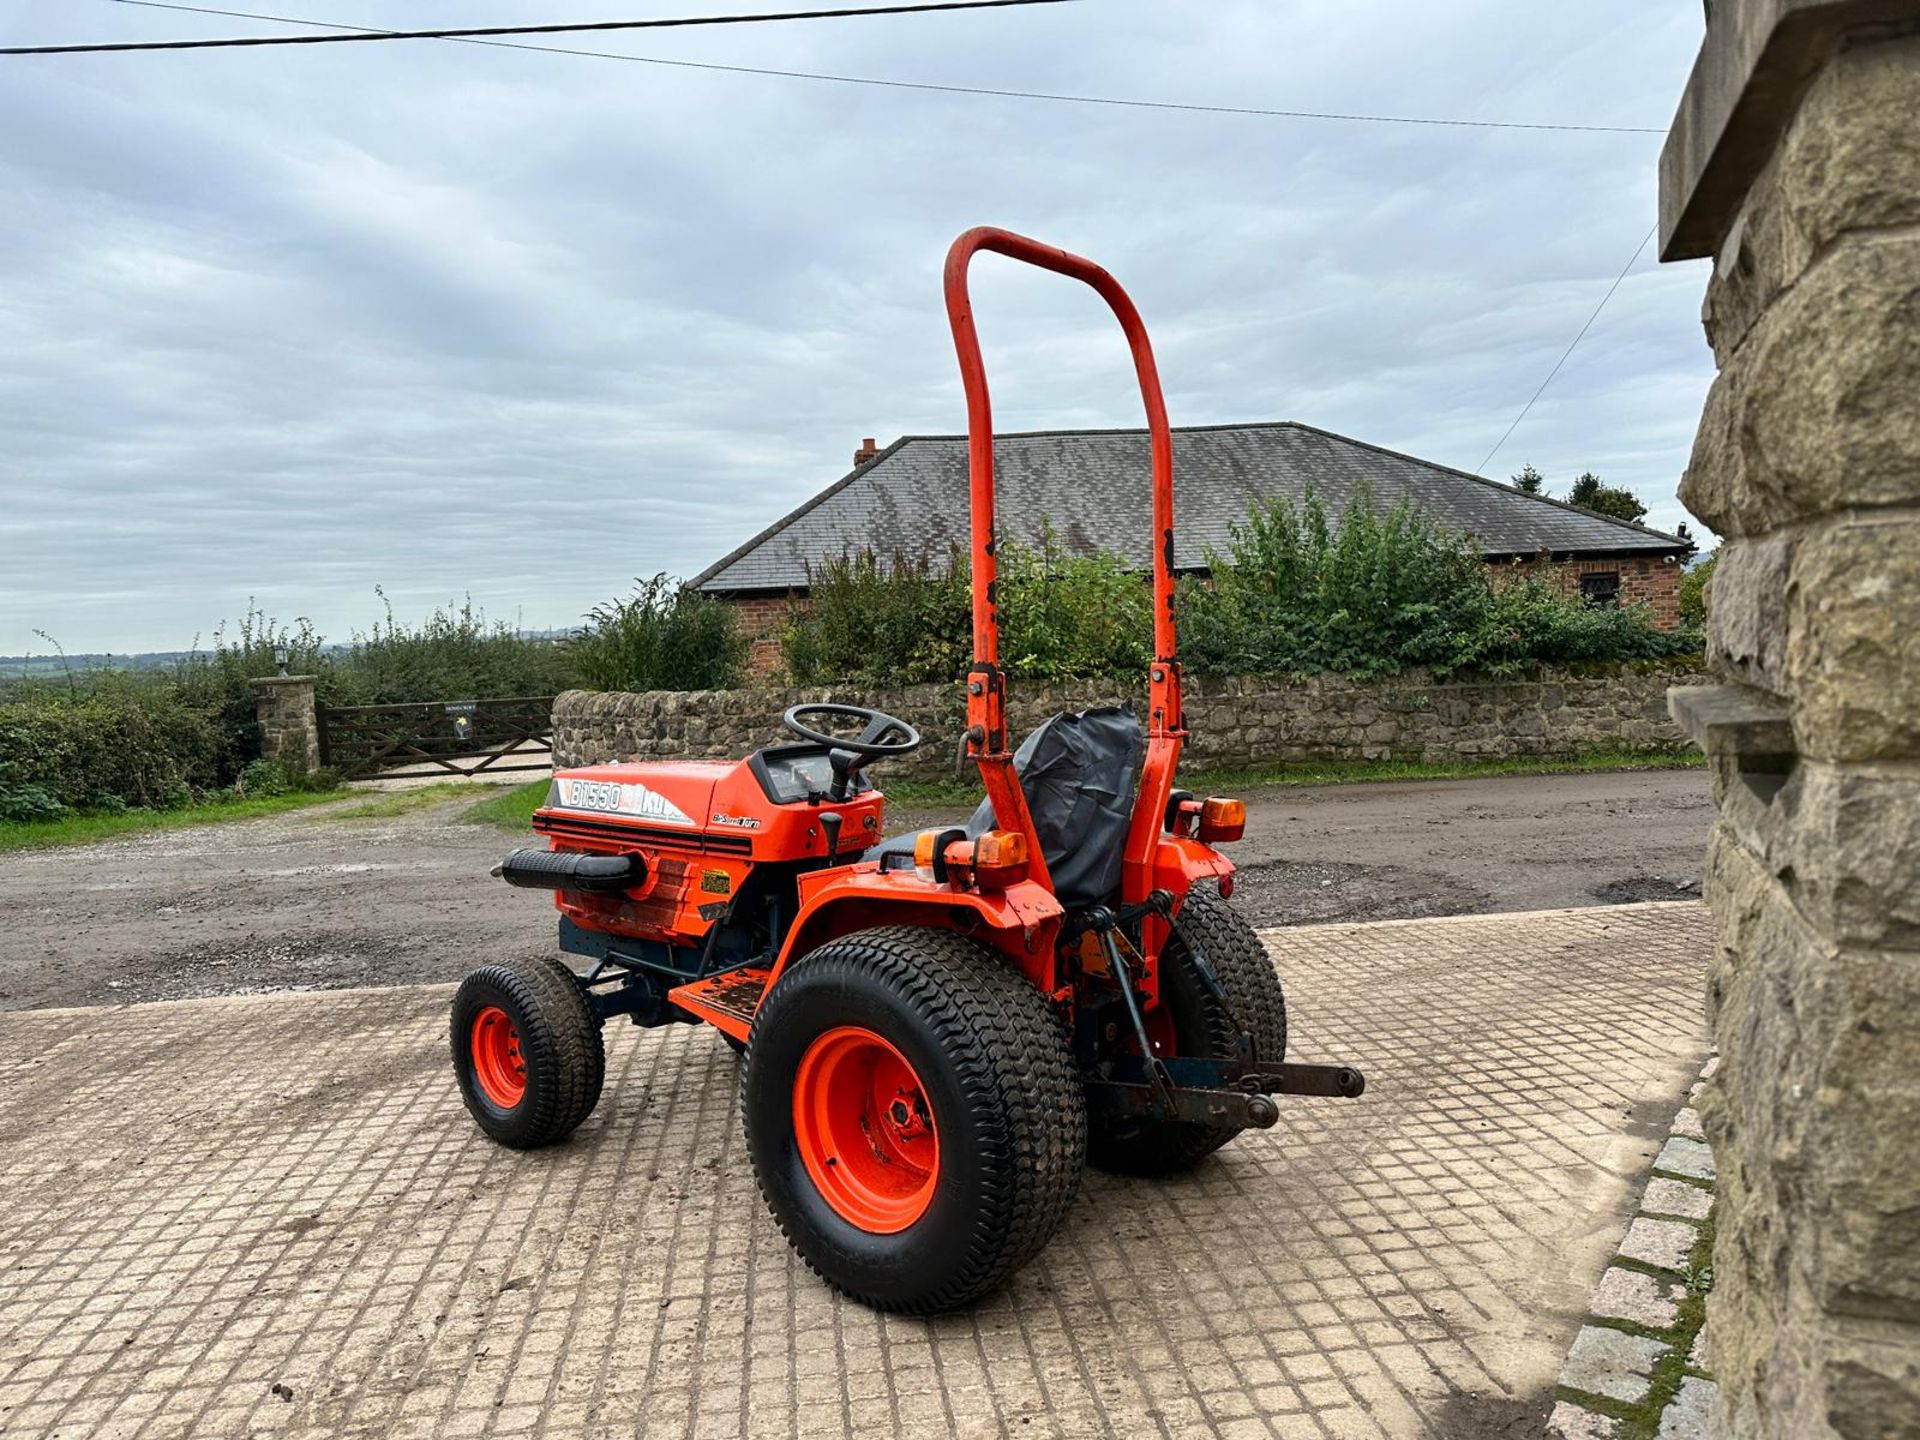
[317,696,556,781]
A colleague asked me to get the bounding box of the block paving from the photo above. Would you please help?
[1549,1058,1720,1440]
[0,904,1711,1439]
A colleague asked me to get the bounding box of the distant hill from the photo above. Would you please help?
[0,631,579,681]
[0,650,204,680]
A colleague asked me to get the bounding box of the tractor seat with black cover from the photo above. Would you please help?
[872,705,1144,910]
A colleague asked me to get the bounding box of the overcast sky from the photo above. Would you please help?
[1,0,1713,656]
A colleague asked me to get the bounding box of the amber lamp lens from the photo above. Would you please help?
[970,829,1030,887]
[1196,797,1246,843]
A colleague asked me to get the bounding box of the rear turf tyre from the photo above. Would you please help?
[1088,886,1287,1177]
[451,954,605,1149]
[742,926,1086,1314]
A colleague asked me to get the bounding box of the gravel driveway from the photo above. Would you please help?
[0,769,1712,1011]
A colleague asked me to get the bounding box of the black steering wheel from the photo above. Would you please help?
[781,703,922,799]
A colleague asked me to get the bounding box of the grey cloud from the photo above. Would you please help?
[2,0,1711,654]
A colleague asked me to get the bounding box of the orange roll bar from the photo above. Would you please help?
[942,227,1184,904]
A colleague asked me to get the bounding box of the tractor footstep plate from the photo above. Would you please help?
[670,967,769,1039]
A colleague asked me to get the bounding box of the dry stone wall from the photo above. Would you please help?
[552,664,1705,778]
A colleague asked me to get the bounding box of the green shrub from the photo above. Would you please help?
[0,758,64,822]
[165,597,582,774]
[1181,487,1490,677]
[1,594,577,816]
[570,576,748,692]
[1178,485,1697,679]
[327,591,580,706]
[781,534,1151,686]
[996,530,1153,678]
[236,757,338,798]
[169,607,329,783]
[0,679,224,811]
[783,549,968,686]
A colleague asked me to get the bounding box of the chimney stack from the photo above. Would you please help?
[853,437,878,467]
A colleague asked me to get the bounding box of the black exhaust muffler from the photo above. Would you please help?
[494,847,644,894]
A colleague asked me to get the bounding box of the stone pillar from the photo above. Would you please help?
[250,676,321,775]
[1660,5,1920,1436]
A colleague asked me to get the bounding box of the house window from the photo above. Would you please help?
[1580,571,1622,607]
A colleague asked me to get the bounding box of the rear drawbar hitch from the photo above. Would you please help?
[1085,1060,1366,1131]
[1069,894,1367,1129]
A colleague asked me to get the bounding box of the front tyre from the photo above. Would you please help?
[451,955,605,1149]
[742,927,1085,1314]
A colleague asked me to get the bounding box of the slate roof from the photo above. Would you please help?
[691,421,1690,595]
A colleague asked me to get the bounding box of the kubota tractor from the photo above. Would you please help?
[451,227,1365,1314]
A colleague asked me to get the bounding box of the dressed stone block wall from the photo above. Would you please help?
[1661,10,1920,1437]
[552,663,1706,779]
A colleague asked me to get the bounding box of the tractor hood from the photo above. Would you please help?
[542,762,734,832]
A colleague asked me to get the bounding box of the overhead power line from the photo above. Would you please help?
[1476,223,1658,477]
[38,0,1667,136]
[2,0,1071,54]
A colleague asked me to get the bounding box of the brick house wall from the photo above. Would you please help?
[718,553,1687,679]
[727,595,790,676]
[1498,553,1686,628]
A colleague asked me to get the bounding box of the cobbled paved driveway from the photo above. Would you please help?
[0,904,1709,1440]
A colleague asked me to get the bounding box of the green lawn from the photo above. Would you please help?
[0,788,351,853]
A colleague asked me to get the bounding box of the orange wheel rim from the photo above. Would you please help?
[792,1026,939,1233]
[470,1006,527,1109]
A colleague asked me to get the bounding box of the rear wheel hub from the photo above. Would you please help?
[792,1026,939,1233]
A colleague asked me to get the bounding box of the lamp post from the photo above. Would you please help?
[274,643,289,678]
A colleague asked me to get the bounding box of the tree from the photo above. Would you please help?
[1567,471,1648,525]
[1510,464,1546,496]
[1678,549,1718,626]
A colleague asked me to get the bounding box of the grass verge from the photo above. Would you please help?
[1187,745,1703,794]
[886,746,1704,810]
[3,747,1703,850]
[0,788,349,853]
[319,784,500,821]
[465,778,551,832]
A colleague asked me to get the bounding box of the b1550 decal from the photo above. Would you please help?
[551,777,694,826]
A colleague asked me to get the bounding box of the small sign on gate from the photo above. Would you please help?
[445,701,478,744]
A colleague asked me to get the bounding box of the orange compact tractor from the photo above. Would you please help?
[452,227,1365,1313]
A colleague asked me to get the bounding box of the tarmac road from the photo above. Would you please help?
[0,768,1713,1011]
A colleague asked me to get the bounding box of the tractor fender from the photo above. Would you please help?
[766,865,1066,994]
[1129,835,1239,997]
[1153,833,1235,899]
